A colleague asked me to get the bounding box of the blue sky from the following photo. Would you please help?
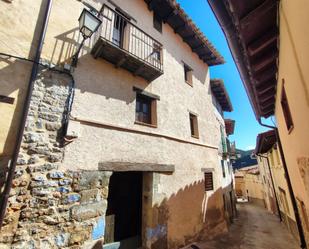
[177,0,270,151]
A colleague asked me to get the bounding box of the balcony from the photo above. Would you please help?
[227,139,237,160]
[91,5,164,82]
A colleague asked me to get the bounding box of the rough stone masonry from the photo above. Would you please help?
[0,69,110,249]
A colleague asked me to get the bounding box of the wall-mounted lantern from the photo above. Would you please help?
[71,8,102,67]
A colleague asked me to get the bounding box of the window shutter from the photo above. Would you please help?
[204,172,214,191]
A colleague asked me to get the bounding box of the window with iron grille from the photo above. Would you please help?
[204,172,214,191]
[280,81,294,132]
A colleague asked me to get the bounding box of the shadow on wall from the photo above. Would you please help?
[0,0,54,184]
[48,24,149,103]
[147,179,231,249]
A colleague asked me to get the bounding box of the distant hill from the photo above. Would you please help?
[232,149,257,169]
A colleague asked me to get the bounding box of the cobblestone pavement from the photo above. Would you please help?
[192,203,299,249]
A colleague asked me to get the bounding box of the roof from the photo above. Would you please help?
[210,79,233,112]
[254,130,277,154]
[235,165,259,176]
[224,119,235,135]
[207,0,279,118]
[144,0,224,66]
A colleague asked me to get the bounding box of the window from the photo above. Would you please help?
[281,81,294,132]
[135,93,157,126]
[221,160,226,178]
[112,13,126,47]
[153,13,162,33]
[184,63,193,86]
[189,113,199,138]
[204,172,214,191]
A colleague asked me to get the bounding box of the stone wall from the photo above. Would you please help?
[0,70,110,249]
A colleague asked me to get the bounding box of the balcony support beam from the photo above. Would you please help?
[115,55,128,68]
[93,42,105,59]
[134,64,145,76]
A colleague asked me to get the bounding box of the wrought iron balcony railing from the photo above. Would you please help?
[91,5,164,81]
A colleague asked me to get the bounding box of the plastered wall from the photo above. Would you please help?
[276,0,309,242]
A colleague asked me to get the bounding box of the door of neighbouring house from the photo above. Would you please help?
[104,171,143,249]
[279,187,290,229]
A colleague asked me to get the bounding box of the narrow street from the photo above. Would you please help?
[194,203,299,249]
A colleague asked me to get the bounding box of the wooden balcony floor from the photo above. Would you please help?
[91,38,163,82]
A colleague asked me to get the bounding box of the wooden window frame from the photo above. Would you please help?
[134,88,158,128]
[183,63,193,86]
[189,113,199,138]
[280,80,294,133]
[153,12,162,33]
[204,172,214,191]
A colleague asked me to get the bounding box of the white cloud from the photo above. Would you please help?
[245,145,255,150]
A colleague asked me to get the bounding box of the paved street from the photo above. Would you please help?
[193,203,299,249]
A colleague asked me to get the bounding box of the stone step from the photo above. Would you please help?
[103,236,141,249]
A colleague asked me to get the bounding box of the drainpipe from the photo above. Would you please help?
[0,0,53,229]
[257,153,282,222]
[258,119,307,249]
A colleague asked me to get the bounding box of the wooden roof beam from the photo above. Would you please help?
[240,0,277,29]
[258,89,276,101]
[163,9,178,23]
[251,51,278,73]
[248,29,278,56]
[256,79,276,93]
[147,0,156,11]
[260,101,275,111]
[192,44,205,52]
[174,23,188,33]
[260,96,275,107]
[183,34,197,42]
[255,66,277,85]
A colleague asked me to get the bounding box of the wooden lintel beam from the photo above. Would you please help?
[98,161,175,172]
[248,29,278,56]
[240,0,277,28]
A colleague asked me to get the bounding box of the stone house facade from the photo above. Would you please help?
[0,0,235,248]
[210,80,236,224]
